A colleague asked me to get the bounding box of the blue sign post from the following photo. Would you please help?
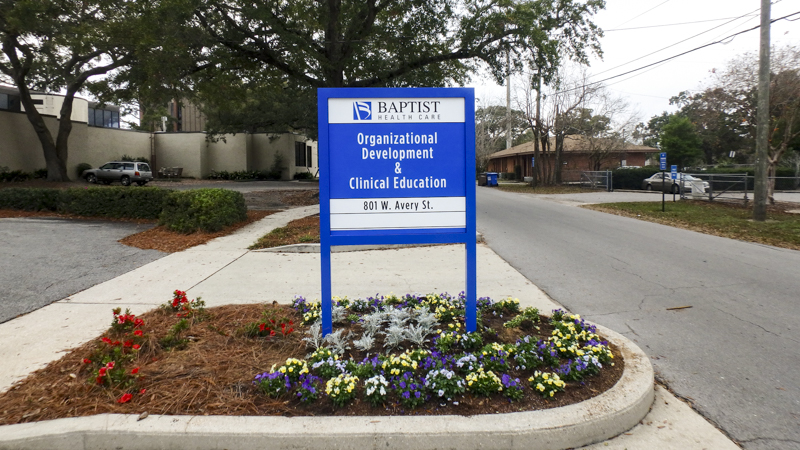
[670,165,677,180]
[659,152,667,171]
[318,88,477,335]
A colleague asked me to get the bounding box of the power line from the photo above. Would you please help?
[614,0,673,29]
[592,6,762,78]
[556,10,800,95]
[604,16,758,32]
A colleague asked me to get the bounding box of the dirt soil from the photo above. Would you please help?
[0,304,623,424]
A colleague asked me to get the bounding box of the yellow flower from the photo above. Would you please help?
[537,383,545,391]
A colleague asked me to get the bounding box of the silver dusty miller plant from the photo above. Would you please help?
[303,321,324,350]
[382,323,406,351]
[361,311,386,335]
[404,323,432,347]
[323,328,351,356]
[352,333,376,353]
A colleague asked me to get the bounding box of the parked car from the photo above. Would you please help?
[641,173,710,194]
[82,161,153,186]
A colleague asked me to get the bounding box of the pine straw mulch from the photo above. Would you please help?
[0,210,278,254]
[118,211,278,253]
[0,303,623,425]
[250,215,320,249]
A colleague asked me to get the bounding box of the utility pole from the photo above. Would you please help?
[506,52,512,150]
[753,0,770,221]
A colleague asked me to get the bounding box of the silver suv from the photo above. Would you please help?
[82,161,154,186]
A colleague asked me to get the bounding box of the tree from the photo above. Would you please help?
[475,104,526,172]
[659,115,702,169]
[186,0,605,136]
[0,0,144,181]
[713,45,800,203]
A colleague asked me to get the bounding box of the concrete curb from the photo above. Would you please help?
[0,324,653,450]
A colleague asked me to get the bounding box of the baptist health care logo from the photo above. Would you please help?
[353,101,372,120]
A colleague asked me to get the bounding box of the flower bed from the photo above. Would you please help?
[0,293,623,424]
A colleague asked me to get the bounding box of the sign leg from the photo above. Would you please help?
[465,240,477,332]
[321,244,333,336]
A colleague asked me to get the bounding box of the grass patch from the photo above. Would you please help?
[250,215,320,249]
[583,200,800,251]
[494,184,589,195]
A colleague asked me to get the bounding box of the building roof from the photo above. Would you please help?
[488,135,657,159]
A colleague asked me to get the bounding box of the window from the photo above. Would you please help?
[122,163,134,170]
[306,146,312,168]
[295,141,306,166]
[88,107,121,128]
[0,93,21,112]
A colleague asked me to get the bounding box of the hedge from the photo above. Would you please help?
[0,187,250,230]
[159,188,247,233]
[58,187,169,219]
[0,188,61,211]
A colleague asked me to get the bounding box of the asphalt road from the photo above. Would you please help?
[476,187,800,450]
[0,218,164,324]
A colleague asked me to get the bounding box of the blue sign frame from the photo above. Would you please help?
[318,87,477,335]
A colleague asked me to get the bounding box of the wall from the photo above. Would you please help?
[207,133,248,174]
[154,133,207,179]
[0,109,315,180]
[81,126,151,169]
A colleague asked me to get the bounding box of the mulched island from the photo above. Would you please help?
[0,292,622,424]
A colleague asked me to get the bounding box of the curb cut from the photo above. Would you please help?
[0,324,653,450]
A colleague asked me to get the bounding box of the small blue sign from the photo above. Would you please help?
[531,157,535,167]
[670,165,677,180]
[660,152,667,171]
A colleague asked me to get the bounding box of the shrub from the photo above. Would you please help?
[293,171,314,180]
[33,168,48,179]
[0,188,60,211]
[0,169,31,182]
[611,167,660,190]
[160,188,247,233]
[75,163,93,179]
[58,187,168,219]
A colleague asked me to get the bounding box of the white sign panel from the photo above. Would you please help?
[328,98,465,124]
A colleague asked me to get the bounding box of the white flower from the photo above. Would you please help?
[438,389,445,397]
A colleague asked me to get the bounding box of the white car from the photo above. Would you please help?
[642,173,709,194]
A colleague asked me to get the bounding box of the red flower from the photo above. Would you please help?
[101,337,112,344]
[98,367,107,376]
[82,358,92,364]
[269,329,276,337]
[139,388,147,395]
[132,344,141,350]
[134,318,144,327]
[131,367,140,375]
[117,393,133,404]
[133,330,143,337]
[95,376,104,384]
[258,323,266,332]
[112,340,121,346]
[106,361,115,369]
[124,340,133,348]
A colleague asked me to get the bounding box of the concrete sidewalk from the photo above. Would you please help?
[0,205,739,449]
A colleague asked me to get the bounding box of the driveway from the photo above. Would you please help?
[0,218,164,324]
[477,187,800,450]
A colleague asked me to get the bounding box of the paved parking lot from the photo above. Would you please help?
[0,218,164,324]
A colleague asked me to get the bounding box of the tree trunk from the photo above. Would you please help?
[16,83,69,181]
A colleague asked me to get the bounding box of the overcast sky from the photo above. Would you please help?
[471,0,800,125]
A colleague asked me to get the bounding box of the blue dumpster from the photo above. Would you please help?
[486,172,498,187]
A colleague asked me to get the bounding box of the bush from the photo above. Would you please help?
[33,168,48,179]
[0,169,31,182]
[160,188,247,233]
[0,188,60,211]
[58,187,169,219]
[293,172,314,180]
[612,168,659,190]
[75,163,93,179]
